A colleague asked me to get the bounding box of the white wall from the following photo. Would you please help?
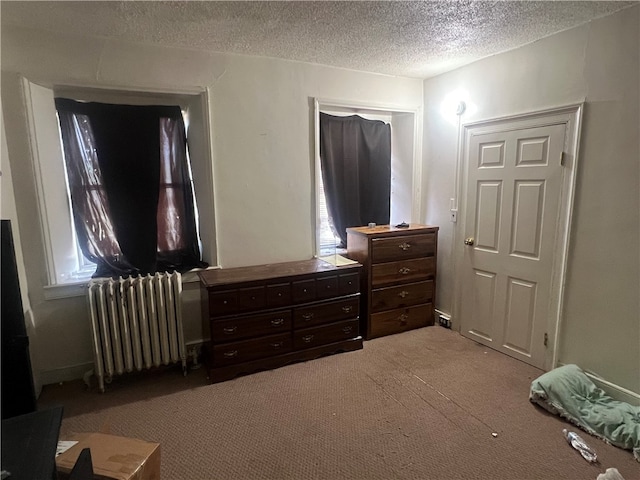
[422,6,639,398]
[1,25,423,386]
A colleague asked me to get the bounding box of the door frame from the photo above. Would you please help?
[452,104,583,371]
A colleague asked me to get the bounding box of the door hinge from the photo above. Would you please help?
[560,152,566,166]
[544,332,548,347]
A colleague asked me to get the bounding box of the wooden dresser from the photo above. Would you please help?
[346,224,438,339]
[198,258,363,383]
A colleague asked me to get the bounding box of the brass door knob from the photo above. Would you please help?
[464,237,475,246]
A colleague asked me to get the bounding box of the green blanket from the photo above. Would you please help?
[529,364,640,461]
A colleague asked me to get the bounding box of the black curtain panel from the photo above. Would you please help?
[55,98,207,278]
[319,113,391,247]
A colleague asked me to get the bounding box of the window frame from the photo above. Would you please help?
[22,78,218,298]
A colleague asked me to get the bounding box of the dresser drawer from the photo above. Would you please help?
[371,280,434,312]
[316,275,339,299]
[371,257,435,287]
[294,319,359,350]
[209,290,238,317]
[339,273,360,296]
[208,286,268,316]
[293,297,359,329]
[237,286,266,312]
[292,272,360,304]
[371,233,436,263]
[266,283,291,308]
[212,333,292,366]
[369,304,433,338]
[292,279,316,303]
[208,283,289,317]
[211,310,291,343]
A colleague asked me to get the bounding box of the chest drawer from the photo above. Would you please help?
[211,310,291,343]
[369,304,433,338]
[371,233,435,263]
[212,333,292,366]
[371,280,434,312]
[293,297,359,329]
[294,319,360,350]
[371,257,435,287]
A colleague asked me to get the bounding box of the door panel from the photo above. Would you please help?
[469,269,498,342]
[460,123,566,368]
[511,181,544,259]
[476,181,502,252]
[503,277,536,357]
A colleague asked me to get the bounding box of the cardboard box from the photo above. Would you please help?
[56,432,160,480]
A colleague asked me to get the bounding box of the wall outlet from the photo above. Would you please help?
[450,210,457,223]
[438,314,452,329]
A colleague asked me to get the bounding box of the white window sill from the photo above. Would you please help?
[42,265,221,301]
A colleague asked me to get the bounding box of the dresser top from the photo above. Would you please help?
[198,258,361,288]
[346,224,438,237]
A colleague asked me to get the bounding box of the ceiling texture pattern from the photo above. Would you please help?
[2,1,636,78]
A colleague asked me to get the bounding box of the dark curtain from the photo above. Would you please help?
[55,98,207,278]
[319,113,391,247]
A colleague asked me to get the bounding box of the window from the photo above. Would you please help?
[316,167,341,256]
[319,112,392,248]
[314,101,421,258]
[55,99,206,278]
[22,79,217,287]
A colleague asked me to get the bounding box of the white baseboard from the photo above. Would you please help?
[585,372,640,406]
[39,362,94,388]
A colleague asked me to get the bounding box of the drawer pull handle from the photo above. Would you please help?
[302,334,315,343]
[270,341,284,349]
[398,290,409,298]
[223,326,238,334]
[341,306,353,313]
[342,326,353,334]
[270,318,285,326]
[399,267,411,275]
[223,350,238,358]
[399,314,409,325]
[398,242,411,251]
[302,313,314,321]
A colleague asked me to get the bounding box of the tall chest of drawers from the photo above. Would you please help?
[346,224,438,339]
[198,258,363,383]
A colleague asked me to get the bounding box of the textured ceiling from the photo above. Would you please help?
[2,1,636,78]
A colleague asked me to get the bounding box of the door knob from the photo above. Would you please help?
[464,237,475,246]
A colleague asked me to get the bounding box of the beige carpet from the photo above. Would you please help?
[39,327,639,479]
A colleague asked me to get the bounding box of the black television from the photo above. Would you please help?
[1,219,37,419]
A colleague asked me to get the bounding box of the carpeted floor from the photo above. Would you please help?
[39,327,640,479]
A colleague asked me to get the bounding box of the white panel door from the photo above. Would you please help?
[460,123,566,368]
